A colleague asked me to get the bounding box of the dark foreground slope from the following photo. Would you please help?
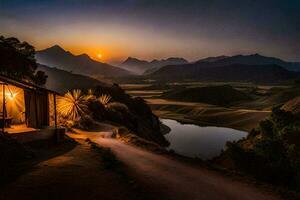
[92,84,169,146]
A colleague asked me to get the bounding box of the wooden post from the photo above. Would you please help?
[2,84,5,134]
[34,92,39,128]
[53,94,57,128]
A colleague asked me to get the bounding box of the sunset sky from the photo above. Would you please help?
[1,0,299,64]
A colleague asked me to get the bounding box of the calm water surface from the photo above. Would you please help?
[162,119,247,160]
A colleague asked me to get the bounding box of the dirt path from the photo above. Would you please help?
[0,139,150,200]
[0,122,281,200]
[70,129,282,200]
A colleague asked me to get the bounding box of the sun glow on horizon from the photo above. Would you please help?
[97,53,103,59]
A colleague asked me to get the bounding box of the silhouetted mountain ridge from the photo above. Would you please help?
[36,45,131,79]
[195,54,300,71]
[149,54,300,83]
[196,56,228,63]
[120,57,188,75]
[150,63,298,84]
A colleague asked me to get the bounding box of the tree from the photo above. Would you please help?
[33,71,47,85]
[0,36,47,85]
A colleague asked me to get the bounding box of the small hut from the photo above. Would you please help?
[0,74,59,134]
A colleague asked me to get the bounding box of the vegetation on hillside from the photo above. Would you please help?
[57,84,169,146]
[283,96,300,114]
[220,106,300,189]
[0,36,47,85]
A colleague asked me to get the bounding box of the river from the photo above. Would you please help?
[162,119,247,160]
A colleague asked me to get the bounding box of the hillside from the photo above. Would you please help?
[252,86,300,109]
[162,85,251,106]
[150,63,298,84]
[282,96,300,114]
[36,45,130,79]
[120,57,188,75]
[38,64,106,93]
[195,54,300,72]
[119,57,150,74]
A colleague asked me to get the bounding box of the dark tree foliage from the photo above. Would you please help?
[0,36,47,85]
[225,107,300,188]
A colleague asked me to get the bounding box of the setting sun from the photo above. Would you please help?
[97,53,102,59]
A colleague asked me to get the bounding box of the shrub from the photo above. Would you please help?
[86,99,106,121]
[107,102,129,113]
[76,115,96,130]
[224,108,300,188]
[98,94,112,107]
[57,89,88,121]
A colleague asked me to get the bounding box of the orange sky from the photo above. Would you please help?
[1,1,300,64]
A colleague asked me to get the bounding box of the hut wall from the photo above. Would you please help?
[24,90,49,128]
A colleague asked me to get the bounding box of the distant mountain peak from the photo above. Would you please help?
[77,53,90,59]
[166,57,188,62]
[125,57,138,61]
[122,57,148,65]
[120,56,188,75]
[38,44,73,57]
[46,44,65,52]
[127,56,137,60]
[196,55,228,63]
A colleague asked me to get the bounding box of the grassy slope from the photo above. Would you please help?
[282,96,300,114]
[151,103,269,131]
[243,86,300,110]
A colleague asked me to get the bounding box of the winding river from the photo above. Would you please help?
[162,119,247,160]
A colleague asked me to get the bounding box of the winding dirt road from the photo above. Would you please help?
[70,127,281,200]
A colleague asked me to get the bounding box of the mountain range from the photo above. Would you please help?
[195,54,300,72]
[119,57,188,75]
[36,45,131,79]
[36,45,300,84]
[149,54,300,83]
[196,56,229,63]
